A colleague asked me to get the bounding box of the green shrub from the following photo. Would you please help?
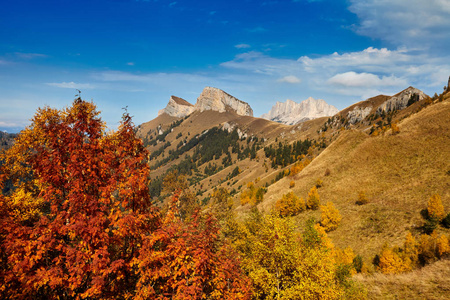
[353,255,364,273]
[441,213,450,228]
[423,217,439,234]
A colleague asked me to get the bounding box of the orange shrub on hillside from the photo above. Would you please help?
[274,192,305,217]
[377,246,411,274]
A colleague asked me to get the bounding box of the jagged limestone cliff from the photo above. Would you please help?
[377,87,427,113]
[194,87,253,117]
[261,97,339,125]
[158,95,195,118]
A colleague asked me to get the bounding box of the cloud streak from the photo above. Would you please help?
[14,52,47,59]
[349,0,450,52]
[46,82,95,89]
[235,44,251,49]
[277,75,301,84]
[328,72,406,88]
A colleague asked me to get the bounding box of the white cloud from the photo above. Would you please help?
[92,71,208,84]
[277,75,301,84]
[46,82,95,89]
[298,47,415,73]
[328,72,406,88]
[221,47,449,101]
[127,62,135,66]
[235,44,251,49]
[348,0,450,52]
[221,51,300,75]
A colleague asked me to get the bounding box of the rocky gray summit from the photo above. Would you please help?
[158,87,254,118]
[158,95,195,118]
[261,97,339,125]
[194,87,253,117]
[377,87,427,114]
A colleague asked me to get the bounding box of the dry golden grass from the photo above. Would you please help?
[354,259,450,299]
[262,99,450,259]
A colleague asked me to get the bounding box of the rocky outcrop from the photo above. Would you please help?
[221,122,247,139]
[377,87,427,114]
[347,106,372,124]
[194,87,253,117]
[261,97,339,125]
[158,95,195,118]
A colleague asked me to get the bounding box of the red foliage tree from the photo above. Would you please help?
[1,98,251,299]
[134,193,252,299]
[0,99,158,299]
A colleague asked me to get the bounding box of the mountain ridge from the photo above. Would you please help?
[261,97,339,125]
[158,87,253,118]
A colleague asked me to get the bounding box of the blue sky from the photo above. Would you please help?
[1,0,449,132]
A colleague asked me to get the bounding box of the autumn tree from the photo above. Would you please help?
[0,99,159,299]
[134,193,252,299]
[240,182,265,206]
[306,186,320,210]
[377,245,411,274]
[273,192,305,217]
[319,201,342,232]
[427,194,445,221]
[163,170,199,220]
[403,231,419,268]
[209,187,236,232]
[232,214,346,299]
[436,234,450,259]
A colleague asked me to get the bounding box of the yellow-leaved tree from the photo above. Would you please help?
[306,186,320,210]
[319,201,342,232]
[273,192,305,217]
[234,213,348,300]
[436,234,450,258]
[240,182,265,206]
[427,194,445,221]
[377,245,411,274]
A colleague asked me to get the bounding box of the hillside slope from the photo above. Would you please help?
[261,98,450,258]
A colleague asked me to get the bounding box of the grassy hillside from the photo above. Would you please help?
[261,98,450,259]
[354,259,450,299]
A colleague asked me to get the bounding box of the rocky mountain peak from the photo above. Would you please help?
[194,87,253,117]
[261,97,339,125]
[158,95,195,118]
[377,86,427,114]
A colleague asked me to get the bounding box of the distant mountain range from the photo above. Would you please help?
[260,97,339,125]
[158,87,339,126]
